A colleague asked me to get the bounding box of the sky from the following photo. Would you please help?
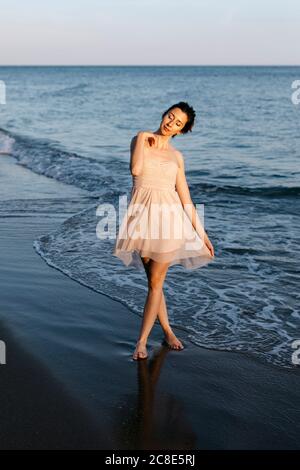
[0,0,299,65]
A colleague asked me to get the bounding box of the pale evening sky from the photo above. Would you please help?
[0,0,299,65]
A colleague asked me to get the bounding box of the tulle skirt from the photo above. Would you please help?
[113,186,213,270]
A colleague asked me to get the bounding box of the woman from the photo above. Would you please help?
[113,101,215,360]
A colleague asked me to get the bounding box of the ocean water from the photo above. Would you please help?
[0,65,299,368]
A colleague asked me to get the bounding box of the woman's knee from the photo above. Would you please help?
[148,278,164,292]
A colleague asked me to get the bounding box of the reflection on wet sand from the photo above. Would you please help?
[113,344,197,450]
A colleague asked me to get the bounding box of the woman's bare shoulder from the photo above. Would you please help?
[130,132,150,150]
[170,145,184,165]
[169,142,181,154]
[130,134,140,152]
[130,134,138,145]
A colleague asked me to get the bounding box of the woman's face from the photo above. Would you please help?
[161,107,189,137]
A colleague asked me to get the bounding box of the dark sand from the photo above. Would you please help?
[0,156,299,450]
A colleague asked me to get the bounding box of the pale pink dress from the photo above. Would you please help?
[112,139,214,270]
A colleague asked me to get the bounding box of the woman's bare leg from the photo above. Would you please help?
[133,259,169,360]
[158,292,184,350]
[140,257,170,331]
[133,257,184,360]
[141,257,183,350]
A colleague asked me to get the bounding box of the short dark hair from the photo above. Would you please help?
[162,101,196,138]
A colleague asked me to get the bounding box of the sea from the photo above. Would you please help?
[0,65,299,368]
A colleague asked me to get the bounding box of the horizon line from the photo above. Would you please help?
[0,64,300,67]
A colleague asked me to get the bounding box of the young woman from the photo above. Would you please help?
[113,101,215,360]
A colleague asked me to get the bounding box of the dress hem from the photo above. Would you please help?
[113,248,214,271]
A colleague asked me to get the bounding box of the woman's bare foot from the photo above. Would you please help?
[132,340,148,360]
[164,330,184,350]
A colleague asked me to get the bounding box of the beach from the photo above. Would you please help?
[0,155,299,450]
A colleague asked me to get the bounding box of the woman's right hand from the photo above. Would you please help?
[137,131,157,147]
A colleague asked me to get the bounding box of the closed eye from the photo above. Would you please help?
[169,112,183,127]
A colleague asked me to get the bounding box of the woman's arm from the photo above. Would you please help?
[129,134,142,176]
[129,131,156,176]
[175,151,214,256]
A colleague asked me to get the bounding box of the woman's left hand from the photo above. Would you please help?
[204,232,215,258]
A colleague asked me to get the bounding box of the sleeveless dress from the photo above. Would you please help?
[112,140,214,270]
